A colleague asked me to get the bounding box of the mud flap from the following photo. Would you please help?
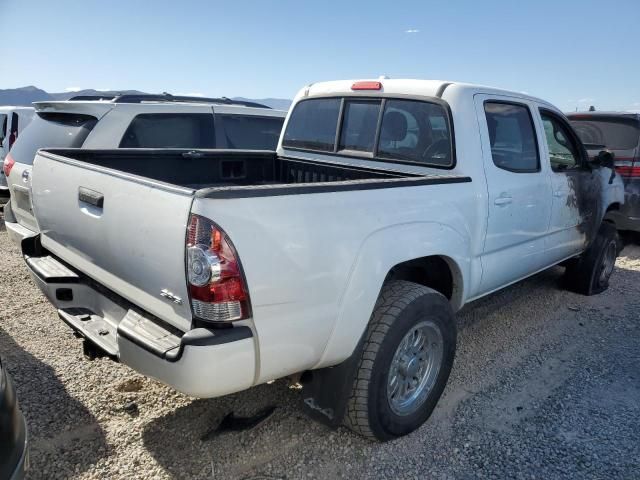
[301,334,366,428]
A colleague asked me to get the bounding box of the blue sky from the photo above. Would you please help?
[2,0,639,111]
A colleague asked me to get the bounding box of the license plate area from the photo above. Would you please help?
[13,187,32,214]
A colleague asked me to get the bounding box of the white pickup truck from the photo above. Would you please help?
[22,79,623,441]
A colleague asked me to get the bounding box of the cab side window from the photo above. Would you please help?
[484,102,539,172]
[540,112,580,171]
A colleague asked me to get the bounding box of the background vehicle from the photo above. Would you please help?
[3,94,286,243]
[0,355,29,479]
[568,111,640,233]
[0,106,35,192]
[23,79,623,441]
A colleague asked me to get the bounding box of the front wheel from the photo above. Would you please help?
[564,222,619,295]
[344,281,456,441]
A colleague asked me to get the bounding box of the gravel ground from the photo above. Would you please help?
[1,203,639,479]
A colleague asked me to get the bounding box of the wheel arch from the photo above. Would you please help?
[383,254,464,310]
[316,222,470,369]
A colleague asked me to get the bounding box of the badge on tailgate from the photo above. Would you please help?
[78,187,104,208]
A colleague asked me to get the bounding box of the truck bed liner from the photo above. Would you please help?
[38,148,471,198]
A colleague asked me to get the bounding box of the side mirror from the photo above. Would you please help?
[592,150,615,169]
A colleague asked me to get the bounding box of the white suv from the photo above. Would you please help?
[0,106,35,191]
[3,94,286,243]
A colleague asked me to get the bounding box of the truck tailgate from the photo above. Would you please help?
[30,151,194,331]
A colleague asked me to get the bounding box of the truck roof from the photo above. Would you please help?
[300,78,555,109]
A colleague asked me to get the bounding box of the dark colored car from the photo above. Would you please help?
[0,356,28,479]
[568,112,640,232]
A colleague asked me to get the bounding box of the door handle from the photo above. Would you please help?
[79,187,104,208]
[494,195,513,206]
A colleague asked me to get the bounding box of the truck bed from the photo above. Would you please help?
[38,148,470,198]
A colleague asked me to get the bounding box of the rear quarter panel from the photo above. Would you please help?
[192,181,480,383]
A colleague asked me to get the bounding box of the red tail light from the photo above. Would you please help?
[351,81,382,91]
[616,166,640,177]
[186,214,251,322]
[3,153,15,177]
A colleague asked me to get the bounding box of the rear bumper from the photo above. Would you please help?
[5,220,36,246]
[3,201,37,245]
[609,183,640,233]
[24,244,257,398]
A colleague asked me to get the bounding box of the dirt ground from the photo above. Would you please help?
[1,205,638,479]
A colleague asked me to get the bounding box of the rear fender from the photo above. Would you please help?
[316,222,470,368]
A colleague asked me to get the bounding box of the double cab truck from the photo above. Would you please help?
[22,79,623,441]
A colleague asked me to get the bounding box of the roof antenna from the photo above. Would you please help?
[589,105,596,112]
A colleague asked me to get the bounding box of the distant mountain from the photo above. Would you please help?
[0,86,291,110]
[0,86,52,105]
[48,89,147,101]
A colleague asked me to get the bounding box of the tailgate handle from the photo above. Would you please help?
[78,187,104,208]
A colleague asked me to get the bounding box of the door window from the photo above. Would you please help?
[484,102,539,172]
[120,113,216,148]
[216,115,283,150]
[540,112,581,171]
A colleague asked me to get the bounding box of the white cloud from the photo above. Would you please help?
[64,86,82,92]
[405,29,420,33]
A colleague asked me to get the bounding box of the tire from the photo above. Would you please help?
[564,222,619,295]
[344,280,457,441]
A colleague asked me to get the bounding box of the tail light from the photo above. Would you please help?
[351,81,382,91]
[616,166,640,178]
[186,214,251,322]
[2,153,15,177]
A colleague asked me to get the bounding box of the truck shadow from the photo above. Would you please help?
[0,327,110,479]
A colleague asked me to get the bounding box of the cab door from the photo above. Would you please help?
[474,95,553,294]
[538,109,603,261]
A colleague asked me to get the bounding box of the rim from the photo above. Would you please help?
[387,320,444,416]
[599,240,617,285]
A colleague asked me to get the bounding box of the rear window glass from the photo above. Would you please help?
[120,113,216,148]
[217,115,283,150]
[378,100,453,166]
[282,98,341,152]
[282,97,453,168]
[9,112,97,165]
[569,117,640,150]
[339,100,381,153]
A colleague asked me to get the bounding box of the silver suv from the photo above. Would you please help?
[3,94,286,243]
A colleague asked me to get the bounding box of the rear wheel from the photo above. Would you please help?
[344,281,456,441]
[564,222,619,295]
